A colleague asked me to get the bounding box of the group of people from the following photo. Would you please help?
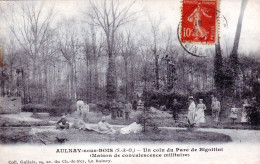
[111,100,132,120]
[56,114,117,134]
[187,95,255,126]
[229,98,253,124]
[56,100,133,134]
[187,95,221,126]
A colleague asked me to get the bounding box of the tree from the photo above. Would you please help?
[147,16,171,90]
[58,19,80,105]
[0,46,5,69]
[82,21,104,102]
[117,30,135,101]
[87,0,137,100]
[214,39,224,97]
[229,0,248,95]
[5,0,55,102]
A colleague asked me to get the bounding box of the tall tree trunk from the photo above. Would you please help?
[155,54,159,90]
[44,64,49,104]
[70,62,77,105]
[89,62,92,102]
[130,61,134,102]
[10,65,13,96]
[229,0,248,95]
[94,59,99,102]
[124,59,128,101]
[106,53,117,101]
[214,40,224,97]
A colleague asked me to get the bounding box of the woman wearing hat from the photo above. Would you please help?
[187,96,196,125]
[196,99,206,125]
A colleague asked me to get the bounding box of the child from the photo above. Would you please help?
[229,104,238,124]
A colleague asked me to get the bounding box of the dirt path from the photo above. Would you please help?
[198,128,260,143]
[1,122,259,143]
[77,123,260,143]
[159,126,260,143]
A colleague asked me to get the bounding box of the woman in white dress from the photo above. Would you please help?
[241,99,249,123]
[196,99,206,124]
[187,96,196,125]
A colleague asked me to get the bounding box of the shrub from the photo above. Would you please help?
[22,103,60,116]
[143,89,188,111]
[51,89,74,115]
[137,108,159,133]
[247,101,260,126]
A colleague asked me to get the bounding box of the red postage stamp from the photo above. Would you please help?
[180,0,219,44]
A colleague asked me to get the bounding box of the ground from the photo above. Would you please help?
[0,127,232,145]
[0,110,259,144]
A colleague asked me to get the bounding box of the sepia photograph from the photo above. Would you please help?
[0,0,260,163]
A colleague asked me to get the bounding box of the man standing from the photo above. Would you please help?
[187,96,196,125]
[172,99,180,120]
[124,101,132,120]
[111,99,117,119]
[211,97,221,122]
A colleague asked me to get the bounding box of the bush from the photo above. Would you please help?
[22,103,60,116]
[247,102,260,126]
[137,108,159,133]
[51,89,74,115]
[143,89,188,110]
[142,90,191,121]
[96,101,111,115]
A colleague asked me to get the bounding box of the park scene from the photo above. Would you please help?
[0,0,260,144]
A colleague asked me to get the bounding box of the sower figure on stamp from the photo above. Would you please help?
[187,2,212,40]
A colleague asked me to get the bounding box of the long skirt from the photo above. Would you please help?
[196,108,206,124]
[187,110,196,124]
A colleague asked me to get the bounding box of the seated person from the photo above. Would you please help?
[56,116,69,130]
[98,117,116,134]
[71,118,86,130]
[71,118,93,131]
[160,105,167,111]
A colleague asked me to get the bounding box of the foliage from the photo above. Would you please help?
[106,56,118,101]
[96,101,111,115]
[21,103,59,116]
[51,89,74,115]
[214,42,224,96]
[143,89,188,110]
[137,108,159,133]
[246,102,260,126]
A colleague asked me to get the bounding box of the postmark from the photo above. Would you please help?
[180,0,218,44]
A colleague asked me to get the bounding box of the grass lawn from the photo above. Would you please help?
[0,127,232,145]
[1,110,260,131]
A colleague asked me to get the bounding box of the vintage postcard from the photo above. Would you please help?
[0,0,260,163]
